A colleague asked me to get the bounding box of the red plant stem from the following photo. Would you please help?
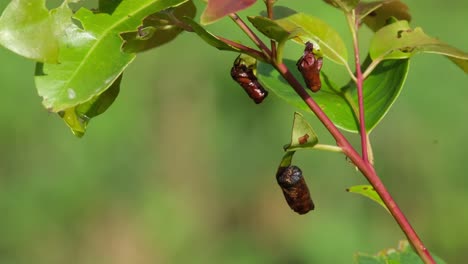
[265,0,277,60]
[229,13,272,60]
[350,15,369,164]
[217,36,267,61]
[274,62,436,264]
[229,11,435,264]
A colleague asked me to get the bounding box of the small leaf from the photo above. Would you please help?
[370,20,468,73]
[200,0,257,25]
[323,0,360,12]
[59,74,122,137]
[120,0,196,53]
[247,16,292,43]
[346,185,388,212]
[257,58,409,133]
[0,0,59,63]
[361,0,411,31]
[278,151,295,168]
[355,240,447,264]
[284,112,319,151]
[275,13,348,65]
[35,0,188,112]
[182,17,240,52]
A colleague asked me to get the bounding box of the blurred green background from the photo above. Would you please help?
[0,0,467,263]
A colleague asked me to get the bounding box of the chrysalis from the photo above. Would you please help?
[296,41,323,92]
[276,165,314,214]
[230,55,268,104]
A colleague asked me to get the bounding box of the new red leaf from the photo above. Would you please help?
[200,0,257,25]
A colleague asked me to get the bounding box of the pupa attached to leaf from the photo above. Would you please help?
[230,54,268,104]
[276,165,314,214]
[297,41,323,92]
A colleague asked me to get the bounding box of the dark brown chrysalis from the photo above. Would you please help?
[296,41,323,92]
[230,56,268,104]
[276,165,314,214]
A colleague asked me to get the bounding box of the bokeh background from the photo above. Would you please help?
[1,0,467,263]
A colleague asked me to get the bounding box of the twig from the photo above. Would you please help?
[229,13,272,61]
[274,61,435,264]
[346,11,370,164]
[217,36,268,61]
[265,0,277,61]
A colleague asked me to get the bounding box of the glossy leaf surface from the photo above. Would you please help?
[200,0,257,25]
[284,112,319,151]
[0,0,60,63]
[370,20,468,73]
[59,74,122,137]
[257,58,409,132]
[275,13,348,65]
[346,185,388,211]
[35,0,187,112]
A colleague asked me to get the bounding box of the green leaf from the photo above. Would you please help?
[275,13,348,65]
[120,0,196,53]
[323,0,360,12]
[35,0,188,112]
[181,17,241,52]
[200,0,257,25]
[59,74,122,137]
[265,5,297,19]
[247,16,292,43]
[99,0,123,14]
[278,150,295,168]
[346,185,388,212]
[257,58,409,133]
[0,0,60,63]
[347,58,410,132]
[284,112,319,151]
[370,20,468,73]
[361,0,411,31]
[355,240,447,264]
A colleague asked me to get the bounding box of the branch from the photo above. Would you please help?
[228,11,436,263]
[274,61,436,264]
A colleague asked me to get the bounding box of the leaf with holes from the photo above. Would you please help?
[370,20,468,73]
[360,0,411,31]
[34,0,188,112]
